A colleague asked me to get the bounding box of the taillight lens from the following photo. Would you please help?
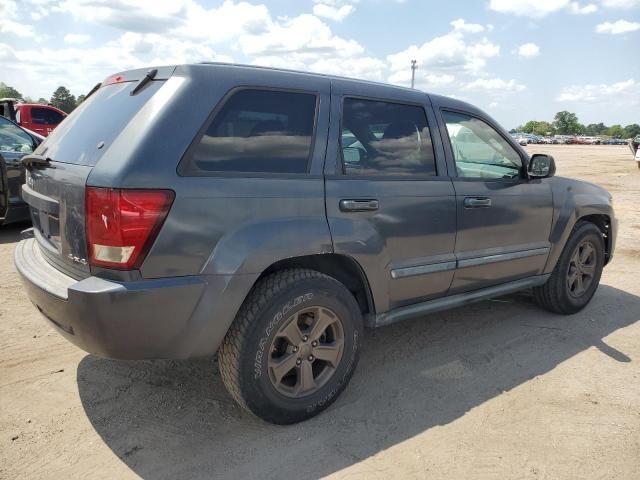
[86,187,174,270]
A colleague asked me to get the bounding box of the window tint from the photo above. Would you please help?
[31,107,65,125]
[0,116,34,154]
[41,81,165,167]
[340,98,436,176]
[184,89,317,175]
[442,111,522,179]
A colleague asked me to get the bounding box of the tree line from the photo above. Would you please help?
[0,82,86,114]
[514,111,640,139]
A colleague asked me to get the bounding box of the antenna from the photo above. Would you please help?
[410,60,417,89]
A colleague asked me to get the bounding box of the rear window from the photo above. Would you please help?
[181,89,317,175]
[31,107,65,125]
[37,80,164,166]
[340,98,436,176]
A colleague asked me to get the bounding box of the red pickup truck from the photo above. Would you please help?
[0,99,67,137]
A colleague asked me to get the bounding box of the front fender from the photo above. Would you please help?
[543,177,615,273]
[201,216,334,275]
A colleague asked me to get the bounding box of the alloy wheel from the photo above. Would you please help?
[268,306,345,398]
[567,240,597,298]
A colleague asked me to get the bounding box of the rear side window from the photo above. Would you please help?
[340,98,436,176]
[31,107,65,125]
[182,89,317,175]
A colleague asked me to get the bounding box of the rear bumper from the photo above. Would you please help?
[15,238,255,359]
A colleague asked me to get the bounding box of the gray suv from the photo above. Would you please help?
[15,64,616,424]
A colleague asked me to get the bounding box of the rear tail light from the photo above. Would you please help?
[86,187,174,270]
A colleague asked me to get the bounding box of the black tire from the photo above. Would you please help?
[218,268,363,424]
[534,222,605,314]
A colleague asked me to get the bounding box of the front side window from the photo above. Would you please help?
[184,89,317,175]
[0,117,34,154]
[31,107,65,125]
[442,111,522,179]
[340,98,436,176]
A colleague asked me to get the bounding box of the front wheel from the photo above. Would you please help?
[218,269,363,424]
[534,222,605,314]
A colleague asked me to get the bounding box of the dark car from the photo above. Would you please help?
[14,64,616,424]
[1,115,43,225]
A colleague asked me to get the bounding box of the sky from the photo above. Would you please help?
[1,0,639,128]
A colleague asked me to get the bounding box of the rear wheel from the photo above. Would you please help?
[534,222,605,314]
[218,269,363,424]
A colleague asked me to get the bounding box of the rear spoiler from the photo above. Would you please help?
[102,65,176,86]
[86,65,177,101]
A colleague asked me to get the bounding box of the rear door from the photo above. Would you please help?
[324,80,456,314]
[434,106,553,293]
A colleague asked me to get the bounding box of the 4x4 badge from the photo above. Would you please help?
[67,254,88,265]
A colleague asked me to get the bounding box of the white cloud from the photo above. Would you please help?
[599,0,640,7]
[515,42,540,57]
[488,0,636,17]
[569,2,599,13]
[489,0,571,17]
[556,79,639,102]
[596,20,640,33]
[0,32,232,100]
[465,78,527,92]
[313,3,354,21]
[64,33,91,44]
[0,0,36,37]
[57,0,272,43]
[450,18,485,33]
[239,14,363,57]
[307,57,387,81]
[388,70,456,89]
[387,32,500,76]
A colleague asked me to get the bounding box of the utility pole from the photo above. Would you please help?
[410,59,417,89]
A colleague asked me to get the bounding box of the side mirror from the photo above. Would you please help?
[528,154,556,179]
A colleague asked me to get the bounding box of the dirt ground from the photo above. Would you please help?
[1,145,639,480]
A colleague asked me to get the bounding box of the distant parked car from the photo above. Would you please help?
[511,134,528,146]
[15,103,67,137]
[0,99,67,137]
[0,115,43,225]
[630,135,640,169]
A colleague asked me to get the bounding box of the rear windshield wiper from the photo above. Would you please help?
[130,68,158,96]
[22,154,55,171]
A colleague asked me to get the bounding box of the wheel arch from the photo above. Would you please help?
[577,213,612,264]
[544,210,613,274]
[257,254,376,324]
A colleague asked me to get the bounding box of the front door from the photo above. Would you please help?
[437,108,553,293]
[324,81,457,314]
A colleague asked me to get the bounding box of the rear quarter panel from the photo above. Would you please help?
[85,64,333,279]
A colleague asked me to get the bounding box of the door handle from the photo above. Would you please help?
[339,199,379,212]
[463,197,492,208]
